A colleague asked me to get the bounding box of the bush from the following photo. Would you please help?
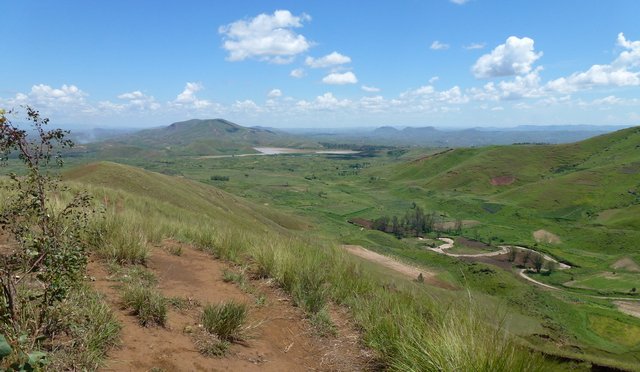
[201,302,247,341]
[210,175,229,181]
[121,284,167,327]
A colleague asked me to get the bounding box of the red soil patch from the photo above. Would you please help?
[90,243,371,371]
[348,218,374,229]
[490,175,516,186]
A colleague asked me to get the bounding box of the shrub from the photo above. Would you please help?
[201,302,247,341]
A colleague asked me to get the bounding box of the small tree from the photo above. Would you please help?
[544,261,557,276]
[532,253,544,273]
[507,247,517,263]
[0,107,92,340]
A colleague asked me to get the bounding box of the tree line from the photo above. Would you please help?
[371,204,462,238]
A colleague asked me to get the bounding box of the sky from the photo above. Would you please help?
[1,0,639,128]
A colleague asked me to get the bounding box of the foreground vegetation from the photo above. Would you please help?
[59,161,560,371]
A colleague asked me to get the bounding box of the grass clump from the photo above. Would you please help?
[310,309,337,337]
[201,302,247,341]
[90,214,149,264]
[121,283,167,327]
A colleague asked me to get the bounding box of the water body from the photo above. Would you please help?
[197,147,360,159]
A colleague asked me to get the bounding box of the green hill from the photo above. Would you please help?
[81,118,318,157]
[390,126,640,213]
[63,161,309,232]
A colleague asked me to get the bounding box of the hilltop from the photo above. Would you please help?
[79,118,318,157]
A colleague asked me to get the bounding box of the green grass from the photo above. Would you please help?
[201,302,248,342]
[58,161,568,371]
[121,283,167,327]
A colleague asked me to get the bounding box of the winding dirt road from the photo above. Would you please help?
[341,245,455,289]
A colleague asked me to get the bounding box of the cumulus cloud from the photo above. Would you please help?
[267,89,282,98]
[105,90,161,111]
[361,85,380,93]
[297,92,352,110]
[322,71,358,85]
[172,82,212,109]
[473,36,542,78]
[0,84,92,116]
[305,51,351,68]
[547,33,640,92]
[219,10,311,63]
[430,41,450,50]
[290,68,305,78]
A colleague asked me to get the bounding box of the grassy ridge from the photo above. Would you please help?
[64,161,559,371]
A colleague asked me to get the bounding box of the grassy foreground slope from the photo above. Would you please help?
[63,161,556,371]
[80,119,318,157]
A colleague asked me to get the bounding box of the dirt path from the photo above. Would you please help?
[91,243,370,371]
[428,238,510,257]
[614,301,640,319]
[516,269,560,290]
[341,244,456,290]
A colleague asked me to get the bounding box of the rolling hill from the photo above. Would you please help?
[79,118,318,157]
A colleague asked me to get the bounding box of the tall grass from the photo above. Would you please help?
[201,302,247,341]
[65,173,557,371]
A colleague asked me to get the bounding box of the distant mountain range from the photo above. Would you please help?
[286,124,633,147]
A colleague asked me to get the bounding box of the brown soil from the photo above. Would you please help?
[342,244,457,290]
[533,229,561,244]
[614,301,640,319]
[490,175,516,186]
[90,242,371,371]
[611,257,640,273]
[348,218,374,230]
[455,237,492,250]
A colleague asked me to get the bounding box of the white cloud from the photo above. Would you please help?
[305,51,351,68]
[1,84,92,115]
[430,41,450,50]
[290,68,305,78]
[322,71,358,85]
[295,92,352,111]
[110,90,160,111]
[473,36,542,78]
[429,76,440,84]
[450,0,470,4]
[219,10,311,63]
[267,89,282,98]
[464,42,486,50]
[361,85,380,93]
[172,82,212,109]
[547,33,640,92]
[232,99,262,113]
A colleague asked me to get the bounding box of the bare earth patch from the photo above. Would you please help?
[342,244,456,290]
[611,257,640,273]
[533,229,561,244]
[90,243,371,371]
[614,301,640,319]
[490,175,516,186]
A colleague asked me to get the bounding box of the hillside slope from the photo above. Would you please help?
[390,126,640,213]
[82,119,318,157]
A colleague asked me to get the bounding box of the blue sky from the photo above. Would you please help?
[1,0,639,128]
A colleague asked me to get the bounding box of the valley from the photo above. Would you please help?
[66,121,640,370]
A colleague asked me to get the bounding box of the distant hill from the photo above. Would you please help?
[294,124,632,147]
[80,118,318,157]
[388,126,640,217]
